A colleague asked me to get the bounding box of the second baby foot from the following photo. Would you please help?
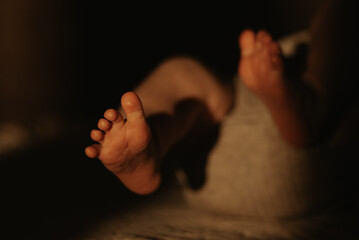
[239,30,286,103]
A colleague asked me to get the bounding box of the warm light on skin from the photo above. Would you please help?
[85,58,233,195]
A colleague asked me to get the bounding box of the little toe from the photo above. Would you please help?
[239,29,255,57]
[121,92,146,122]
[85,144,101,158]
[91,129,104,142]
[104,109,121,122]
[98,118,112,131]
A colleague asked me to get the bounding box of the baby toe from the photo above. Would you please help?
[258,30,271,41]
[121,92,146,122]
[239,29,255,57]
[256,30,273,51]
[91,129,104,142]
[104,109,121,122]
[98,118,111,131]
[85,144,101,158]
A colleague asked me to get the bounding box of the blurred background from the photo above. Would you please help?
[0,0,322,129]
[0,1,322,239]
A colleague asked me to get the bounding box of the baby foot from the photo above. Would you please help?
[85,92,161,195]
[239,30,285,103]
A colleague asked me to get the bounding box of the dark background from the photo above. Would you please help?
[0,1,322,123]
[74,1,320,116]
[0,1,323,239]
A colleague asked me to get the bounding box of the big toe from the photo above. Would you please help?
[239,29,255,57]
[121,92,146,122]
